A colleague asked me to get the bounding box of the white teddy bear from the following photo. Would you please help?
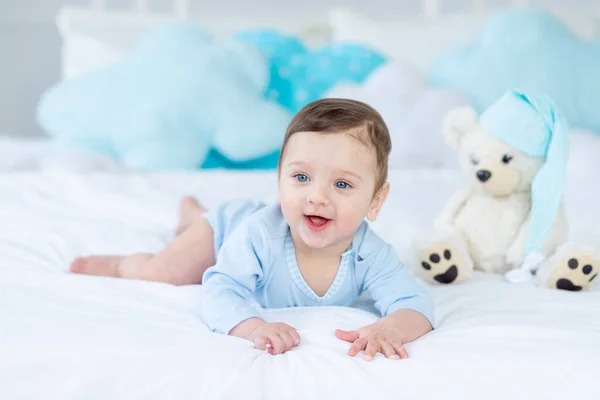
[413,89,599,291]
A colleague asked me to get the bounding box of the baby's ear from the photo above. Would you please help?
[367,182,390,222]
[442,106,479,149]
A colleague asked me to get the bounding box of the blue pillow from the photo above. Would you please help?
[201,30,386,169]
[36,22,291,170]
[428,10,600,133]
[37,23,386,171]
[201,148,280,170]
[236,30,386,113]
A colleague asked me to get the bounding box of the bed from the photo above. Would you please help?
[2,1,600,399]
[2,164,600,399]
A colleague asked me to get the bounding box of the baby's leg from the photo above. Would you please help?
[70,196,215,285]
[175,196,207,235]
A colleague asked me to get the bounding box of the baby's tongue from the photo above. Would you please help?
[308,216,328,226]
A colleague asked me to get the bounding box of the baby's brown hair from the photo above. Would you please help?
[277,98,392,193]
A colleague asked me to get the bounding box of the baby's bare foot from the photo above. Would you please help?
[175,195,207,235]
[70,256,123,278]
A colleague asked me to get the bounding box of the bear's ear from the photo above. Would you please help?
[442,106,479,149]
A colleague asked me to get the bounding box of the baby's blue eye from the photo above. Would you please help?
[336,181,349,189]
[295,174,308,182]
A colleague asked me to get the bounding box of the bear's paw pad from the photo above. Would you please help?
[546,254,598,291]
[418,243,468,284]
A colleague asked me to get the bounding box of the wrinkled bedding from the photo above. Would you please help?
[1,163,599,399]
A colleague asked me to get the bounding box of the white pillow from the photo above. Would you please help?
[57,7,332,80]
[324,60,469,169]
[329,8,600,73]
[57,8,179,79]
[0,136,124,172]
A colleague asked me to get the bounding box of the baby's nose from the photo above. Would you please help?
[307,186,329,205]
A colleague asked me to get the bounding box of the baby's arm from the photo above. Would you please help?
[377,308,432,346]
[201,220,300,354]
[336,244,434,360]
[363,244,435,329]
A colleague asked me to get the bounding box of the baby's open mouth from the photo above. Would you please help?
[304,215,331,231]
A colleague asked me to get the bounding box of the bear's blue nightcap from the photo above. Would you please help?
[480,89,569,283]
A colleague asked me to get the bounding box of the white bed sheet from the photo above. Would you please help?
[1,161,600,399]
[0,135,124,172]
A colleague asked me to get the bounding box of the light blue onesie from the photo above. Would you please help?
[202,200,435,335]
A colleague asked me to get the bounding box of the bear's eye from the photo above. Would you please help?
[502,154,513,164]
[470,155,479,165]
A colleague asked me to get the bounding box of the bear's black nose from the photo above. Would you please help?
[476,170,492,182]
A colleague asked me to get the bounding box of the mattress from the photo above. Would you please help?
[1,161,599,399]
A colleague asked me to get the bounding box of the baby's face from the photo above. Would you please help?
[278,130,386,251]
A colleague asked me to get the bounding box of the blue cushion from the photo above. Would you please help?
[37,22,291,170]
[236,30,386,113]
[37,23,385,171]
[428,10,600,133]
[196,30,385,170]
[195,30,385,170]
[201,148,280,170]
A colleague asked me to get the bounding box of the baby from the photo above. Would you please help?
[71,98,434,360]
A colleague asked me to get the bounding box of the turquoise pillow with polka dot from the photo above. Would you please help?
[235,30,386,113]
[199,30,386,170]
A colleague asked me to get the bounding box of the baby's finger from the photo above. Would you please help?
[381,341,399,360]
[391,341,409,359]
[278,331,294,352]
[254,336,269,351]
[289,328,301,347]
[364,340,380,361]
[348,338,367,357]
[335,329,359,343]
[268,333,285,355]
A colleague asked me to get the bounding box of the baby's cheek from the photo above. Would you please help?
[279,194,303,222]
[336,204,367,231]
[279,201,295,221]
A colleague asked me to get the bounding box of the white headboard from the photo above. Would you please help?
[329,0,600,72]
[78,0,332,40]
[76,0,600,19]
[58,0,600,79]
[58,0,334,79]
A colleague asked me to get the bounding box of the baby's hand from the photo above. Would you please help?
[247,322,301,355]
[335,322,408,361]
